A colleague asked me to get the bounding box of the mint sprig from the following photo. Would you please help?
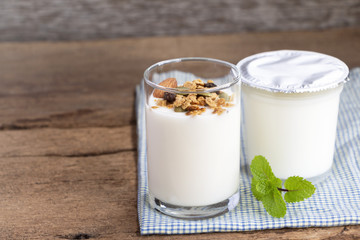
[250,155,316,218]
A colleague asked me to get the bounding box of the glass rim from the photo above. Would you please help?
[143,57,240,94]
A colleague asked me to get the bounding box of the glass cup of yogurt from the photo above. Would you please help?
[237,50,349,183]
[144,57,241,219]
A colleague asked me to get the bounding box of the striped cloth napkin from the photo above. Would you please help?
[136,68,360,235]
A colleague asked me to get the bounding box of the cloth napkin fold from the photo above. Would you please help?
[136,68,360,235]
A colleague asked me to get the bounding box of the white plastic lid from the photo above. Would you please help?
[237,50,349,93]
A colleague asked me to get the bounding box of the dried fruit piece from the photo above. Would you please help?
[218,91,230,101]
[174,106,186,112]
[175,86,191,95]
[204,82,217,88]
[163,92,176,103]
[176,86,190,91]
[153,78,178,98]
[197,92,212,97]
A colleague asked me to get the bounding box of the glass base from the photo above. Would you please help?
[148,191,240,219]
[305,167,333,184]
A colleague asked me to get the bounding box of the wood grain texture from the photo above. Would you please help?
[0,0,359,41]
[0,28,359,129]
[0,28,360,239]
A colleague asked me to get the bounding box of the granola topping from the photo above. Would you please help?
[153,78,234,116]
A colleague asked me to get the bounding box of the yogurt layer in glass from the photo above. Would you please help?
[237,50,349,182]
[144,58,241,219]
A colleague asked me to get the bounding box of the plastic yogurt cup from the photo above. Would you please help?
[144,57,241,219]
[237,50,349,182]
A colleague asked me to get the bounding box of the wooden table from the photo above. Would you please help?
[0,28,360,240]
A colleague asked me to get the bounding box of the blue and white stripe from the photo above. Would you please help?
[136,68,360,235]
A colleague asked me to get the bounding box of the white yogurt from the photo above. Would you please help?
[242,84,343,179]
[237,50,349,181]
[146,94,240,206]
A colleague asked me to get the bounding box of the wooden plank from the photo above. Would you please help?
[0,127,137,238]
[0,126,135,157]
[0,0,359,41]
[0,153,138,239]
[0,28,359,129]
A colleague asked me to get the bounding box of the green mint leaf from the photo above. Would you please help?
[271,176,283,189]
[261,186,287,218]
[250,156,286,218]
[284,176,316,203]
[251,178,264,201]
[250,155,276,181]
[250,155,316,218]
[256,180,272,195]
